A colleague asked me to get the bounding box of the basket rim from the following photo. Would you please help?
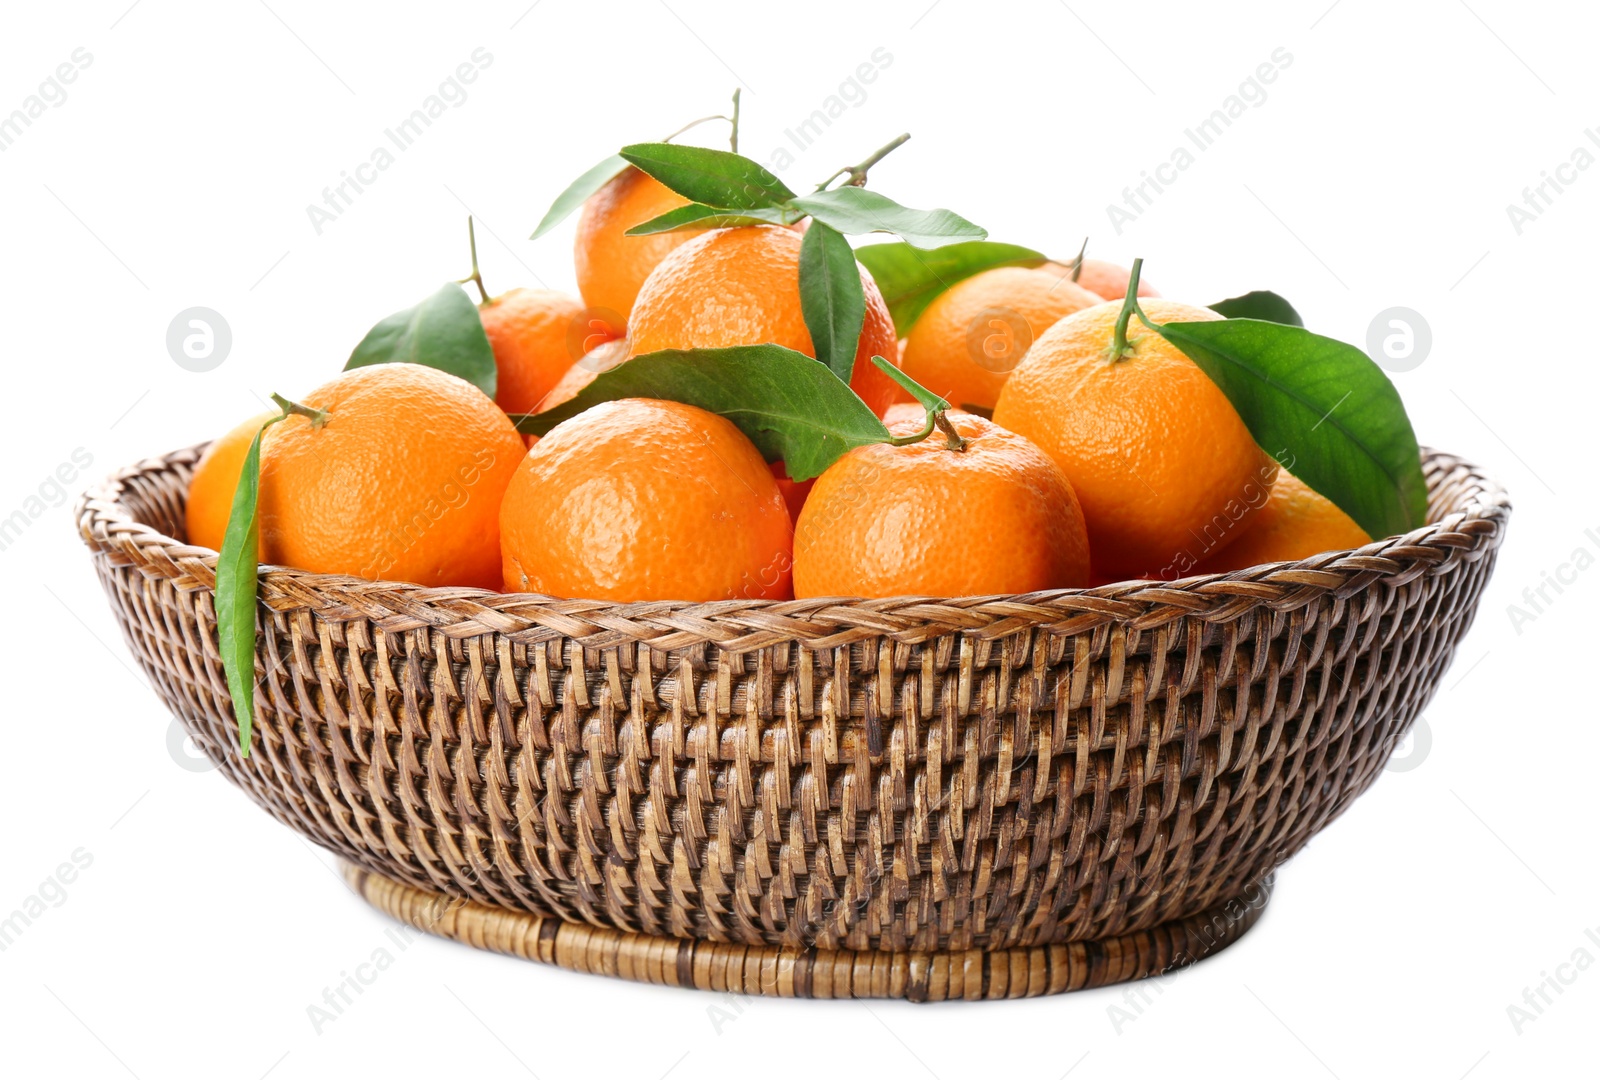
[75,443,1510,651]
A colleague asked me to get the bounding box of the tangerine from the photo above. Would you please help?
[575,166,704,322]
[628,225,903,415]
[900,265,1104,410]
[992,299,1276,581]
[793,409,1090,598]
[258,363,526,590]
[500,398,792,601]
[480,288,622,416]
[769,461,814,524]
[535,337,631,413]
[1198,471,1369,572]
[1055,258,1160,302]
[185,411,275,551]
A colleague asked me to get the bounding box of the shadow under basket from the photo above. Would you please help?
[77,447,1508,1001]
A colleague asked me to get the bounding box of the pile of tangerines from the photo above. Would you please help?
[186,134,1369,606]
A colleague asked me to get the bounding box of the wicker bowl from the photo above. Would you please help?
[77,446,1507,1001]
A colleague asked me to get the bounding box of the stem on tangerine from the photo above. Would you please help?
[1045,237,1089,297]
[1105,257,1147,364]
[884,406,967,452]
[271,392,330,429]
[933,410,967,451]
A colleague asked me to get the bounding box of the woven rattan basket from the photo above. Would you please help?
[77,445,1507,1001]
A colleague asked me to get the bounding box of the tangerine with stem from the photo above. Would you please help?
[257,363,526,590]
[793,407,1090,598]
[993,260,1276,581]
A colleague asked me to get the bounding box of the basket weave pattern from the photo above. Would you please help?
[78,448,1506,965]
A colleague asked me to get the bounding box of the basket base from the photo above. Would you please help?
[341,862,1271,1001]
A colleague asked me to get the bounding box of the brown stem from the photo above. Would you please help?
[885,407,966,450]
[933,410,967,451]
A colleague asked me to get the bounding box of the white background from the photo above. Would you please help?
[1,0,1595,1076]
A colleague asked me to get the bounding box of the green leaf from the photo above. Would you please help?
[625,202,800,236]
[530,154,629,240]
[855,240,1047,335]
[510,345,890,481]
[799,222,866,383]
[214,414,284,757]
[1209,290,1304,327]
[619,142,796,210]
[788,187,986,249]
[1152,318,1428,540]
[345,283,497,399]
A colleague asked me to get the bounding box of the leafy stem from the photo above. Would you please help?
[872,354,967,451]
[728,88,740,153]
[1104,257,1147,363]
[270,392,330,428]
[885,412,935,446]
[457,216,490,304]
[815,133,911,191]
[884,404,967,451]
